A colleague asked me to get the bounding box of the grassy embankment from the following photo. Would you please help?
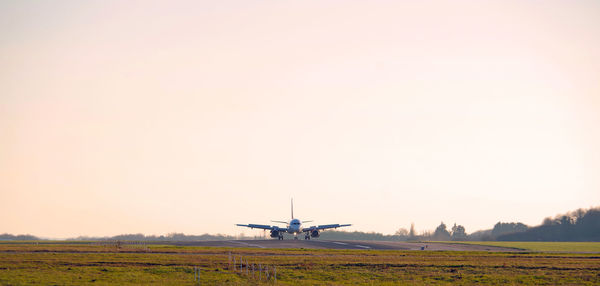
[448,241,600,252]
[1,242,599,285]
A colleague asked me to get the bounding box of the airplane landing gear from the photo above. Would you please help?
[294,236,298,240]
[304,234,310,240]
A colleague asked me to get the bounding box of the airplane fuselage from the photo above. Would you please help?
[287,218,301,235]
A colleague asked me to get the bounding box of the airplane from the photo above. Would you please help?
[236,199,351,240]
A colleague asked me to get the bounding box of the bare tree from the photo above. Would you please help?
[395,228,409,236]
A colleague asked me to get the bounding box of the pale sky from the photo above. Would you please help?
[1,1,599,238]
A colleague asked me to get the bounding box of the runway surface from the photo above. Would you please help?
[170,239,522,252]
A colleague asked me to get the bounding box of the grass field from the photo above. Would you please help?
[1,242,599,285]
[449,241,600,252]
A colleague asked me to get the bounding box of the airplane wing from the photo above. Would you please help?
[236,224,288,232]
[302,224,351,232]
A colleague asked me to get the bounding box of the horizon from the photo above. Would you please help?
[2,1,599,238]
[4,204,598,240]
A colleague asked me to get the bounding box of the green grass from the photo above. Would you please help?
[448,241,600,252]
[0,243,599,285]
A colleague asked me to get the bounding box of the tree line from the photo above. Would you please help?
[496,207,600,241]
[0,233,39,241]
[394,206,600,242]
[2,206,598,242]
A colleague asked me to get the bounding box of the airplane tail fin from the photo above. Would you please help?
[291,198,294,219]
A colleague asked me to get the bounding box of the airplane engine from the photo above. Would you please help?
[270,230,280,238]
[311,230,320,238]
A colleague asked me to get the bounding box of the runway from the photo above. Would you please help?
[170,239,522,252]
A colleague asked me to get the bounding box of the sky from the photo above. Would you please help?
[1,1,599,239]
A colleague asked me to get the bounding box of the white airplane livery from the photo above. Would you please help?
[236,199,351,240]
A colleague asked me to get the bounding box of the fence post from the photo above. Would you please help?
[274,266,277,283]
